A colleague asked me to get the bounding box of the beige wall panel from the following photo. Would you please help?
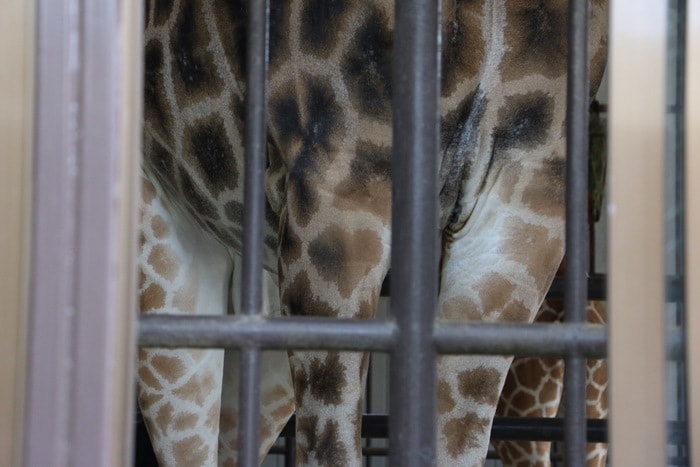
[608,1,667,465]
[686,0,700,461]
[0,0,33,466]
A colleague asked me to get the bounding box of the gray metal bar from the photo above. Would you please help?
[564,0,590,465]
[238,0,269,464]
[139,315,399,350]
[389,0,440,465]
[435,323,607,358]
[140,316,692,360]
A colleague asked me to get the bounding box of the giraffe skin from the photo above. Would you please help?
[494,299,608,467]
[138,1,609,465]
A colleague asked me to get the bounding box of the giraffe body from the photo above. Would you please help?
[138,1,608,465]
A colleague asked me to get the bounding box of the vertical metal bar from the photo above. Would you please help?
[389,1,440,466]
[685,0,700,461]
[238,0,269,465]
[608,1,667,465]
[564,1,589,465]
[0,0,33,465]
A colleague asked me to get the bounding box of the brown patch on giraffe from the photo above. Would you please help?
[151,214,169,239]
[437,378,456,414]
[308,352,347,405]
[279,213,303,264]
[172,270,198,313]
[501,299,532,322]
[501,1,569,82]
[457,366,502,406]
[307,226,384,299]
[493,92,555,152]
[172,411,199,431]
[501,218,564,291]
[292,364,310,407]
[441,0,486,95]
[137,366,163,391]
[148,0,174,27]
[496,161,522,204]
[511,390,537,414]
[183,114,240,197]
[541,377,562,406]
[169,1,224,105]
[296,415,319,465]
[340,4,393,119]
[148,244,180,282]
[150,354,188,384]
[270,399,296,420]
[141,176,157,204]
[315,419,349,466]
[155,402,175,435]
[440,296,482,322]
[172,435,210,465]
[143,40,173,138]
[299,0,354,59]
[521,157,566,218]
[356,299,375,319]
[442,412,491,458]
[173,369,218,406]
[262,384,292,407]
[205,398,220,431]
[334,141,392,219]
[283,271,336,317]
[476,273,516,316]
[272,75,345,227]
[141,283,166,312]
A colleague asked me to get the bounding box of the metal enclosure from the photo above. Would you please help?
[15,0,700,466]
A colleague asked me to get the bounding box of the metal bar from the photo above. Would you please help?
[139,315,399,350]
[608,1,667,465]
[685,0,700,461]
[139,314,689,358]
[238,1,269,464]
[564,1,590,465]
[435,323,607,358]
[391,0,441,463]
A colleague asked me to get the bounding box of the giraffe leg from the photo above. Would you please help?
[138,173,232,467]
[218,255,295,466]
[435,159,566,466]
[493,300,565,467]
[277,182,391,467]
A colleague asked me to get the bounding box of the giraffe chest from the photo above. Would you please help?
[142,0,572,265]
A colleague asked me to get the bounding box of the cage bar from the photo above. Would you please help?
[389,0,440,465]
[563,0,590,465]
[237,1,270,464]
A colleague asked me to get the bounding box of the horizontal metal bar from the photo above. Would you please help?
[138,315,684,360]
[139,315,398,350]
[434,322,607,358]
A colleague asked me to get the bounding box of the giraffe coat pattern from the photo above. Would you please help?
[138,1,608,465]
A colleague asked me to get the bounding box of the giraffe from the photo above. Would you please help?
[137,1,609,466]
[494,298,608,467]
